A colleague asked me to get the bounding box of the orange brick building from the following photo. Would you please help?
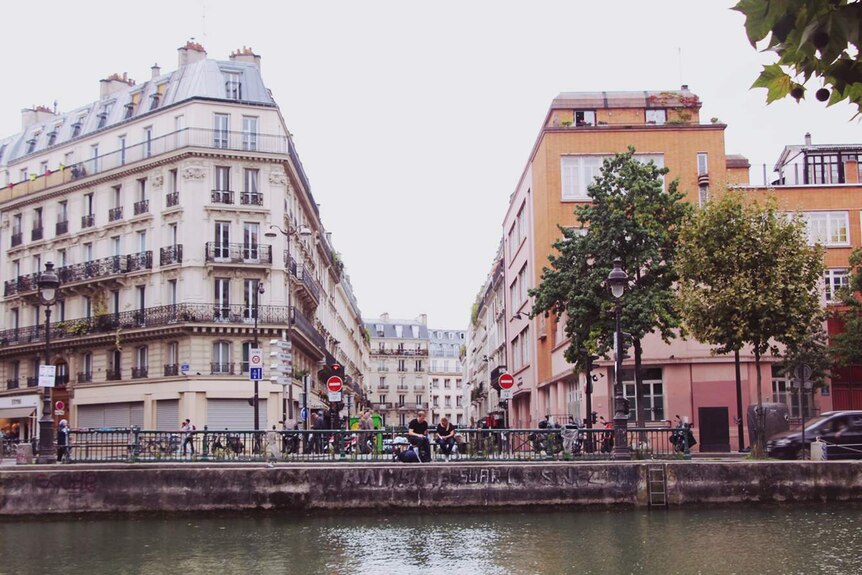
[493,88,861,450]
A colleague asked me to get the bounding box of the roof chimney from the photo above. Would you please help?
[229,46,261,69]
[681,84,689,91]
[178,40,207,67]
[804,132,812,146]
[21,105,57,130]
[100,72,135,100]
[380,312,390,321]
[416,313,428,325]
[151,63,162,79]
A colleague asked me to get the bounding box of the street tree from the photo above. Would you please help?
[734,0,862,115]
[829,247,862,365]
[676,191,824,456]
[531,147,691,425]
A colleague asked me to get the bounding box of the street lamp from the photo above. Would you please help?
[253,281,265,431]
[264,224,312,426]
[606,258,631,460]
[36,262,60,464]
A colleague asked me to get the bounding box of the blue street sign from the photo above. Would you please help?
[300,407,308,422]
[249,367,263,381]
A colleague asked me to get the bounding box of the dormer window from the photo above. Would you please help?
[124,102,135,119]
[26,135,39,154]
[150,93,161,111]
[225,71,242,100]
[47,130,58,146]
[71,119,84,138]
[646,109,667,125]
[575,110,596,126]
[97,103,113,129]
[0,144,6,163]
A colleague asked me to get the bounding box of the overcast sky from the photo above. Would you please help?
[1,1,859,329]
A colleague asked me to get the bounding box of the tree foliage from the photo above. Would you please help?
[830,247,862,365]
[530,147,691,422]
[676,190,825,455]
[734,0,862,115]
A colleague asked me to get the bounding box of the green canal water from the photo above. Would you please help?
[1,504,861,575]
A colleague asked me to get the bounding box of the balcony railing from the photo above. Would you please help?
[376,367,390,372]
[10,232,22,247]
[108,206,123,222]
[205,243,272,264]
[6,378,19,389]
[370,348,429,357]
[133,199,149,215]
[131,367,148,379]
[31,227,43,241]
[166,192,180,207]
[127,252,153,272]
[106,369,122,381]
[160,245,183,266]
[81,214,94,229]
[290,306,326,350]
[56,220,69,235]
[164,364,179,377]
[27,377,38,387]
[211,190,234,204]
[0,303,299,349]
[240,192,263,206]
[77,372,92,384]
[211,362,235,375]
[298,266,321,303]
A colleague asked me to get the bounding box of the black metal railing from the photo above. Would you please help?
[55,427,689,464]
[77,372,92,384]
[164,364,179,377]
[211,362,235,375]
[370,348,429,357]
[298,266,321,302]
[26,377,37,387]
[166,192,180,207]
[240,192,263,206]
[131,367,148,379]
[211,190,234,204]
[10,232,22,247]
[205,242,272,264]
[106,369,122,381]
[31,227,43,241]
[5,378,19,389]
[160,245,183,266]
[56,220,68,235]
[108,206,123,222]
[81,214,95,228]
[133,199,149,215]
[127,252,153,272]
[291,306,326,349]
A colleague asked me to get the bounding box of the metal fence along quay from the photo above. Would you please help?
[53,426,693,464]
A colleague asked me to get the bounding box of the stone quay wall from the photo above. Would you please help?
[1,461,861,516]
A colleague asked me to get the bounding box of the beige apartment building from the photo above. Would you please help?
[0,42,368,437]
[427,327,466,425]
[364,313,428,427]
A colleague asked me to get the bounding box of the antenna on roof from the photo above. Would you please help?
[201,1,207,43]
[678,47,684,87]
[53,100,58,114]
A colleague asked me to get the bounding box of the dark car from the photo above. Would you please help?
[767,410,862,460]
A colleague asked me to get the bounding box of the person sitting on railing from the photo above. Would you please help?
[436,416,456,460]
[407,410,432,463]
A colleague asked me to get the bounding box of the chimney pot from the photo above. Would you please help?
[804,132,812,146]
[681,84,689,90]
[151,63,161,79]
[178,40,207,67]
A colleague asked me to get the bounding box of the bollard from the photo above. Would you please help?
[15,443,33,465]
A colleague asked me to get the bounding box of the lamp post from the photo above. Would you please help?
[264,223,312,426]
[252,281,265,431]
[36,262,60,464]
[606,258,631,460]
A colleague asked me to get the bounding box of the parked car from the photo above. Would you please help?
[767,410,862,460]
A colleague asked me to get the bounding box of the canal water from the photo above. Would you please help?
[1,504,860,574]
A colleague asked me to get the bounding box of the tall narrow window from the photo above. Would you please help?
[243,279,260,321]
[242,116,258,151]
[697,153,709,176]
[143,127,152,158]
[225,72,242,100]
[213,114,229,148]
[243,222,260,261]
[214,278,230,320]
[242,169,260,205]
[214,221,230,260]
[118,135,127,165]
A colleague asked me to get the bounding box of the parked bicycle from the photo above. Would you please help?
[141,434,181,458]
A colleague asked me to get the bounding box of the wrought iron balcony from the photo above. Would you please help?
[106,369,122,381]
[55,374,69,387]
[376,367,390,372]
[211,190,234,204]
[211,362,235,375]
[131,367,149,379]
[108,206,123,222]
[160,245,183,266]
[127,252,153,272]
[27,377,38,387]
[31,227,43,241]
[133,199,150,215]
[285,255,321,303]
[164,364,179,377]
[56,220,69,235]
[240,192,263,206]
[10,232,22,247]
[205,242,272,264]
[6,378,19,389]
[81,214,95,228]
[290,306,326,350]
[370,348,429,357]
[166,192,180,208]
[77,372,92,384]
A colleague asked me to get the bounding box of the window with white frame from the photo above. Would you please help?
[645,109,666,125]
[805,211,849,246]
[771,365,813,418]
[622,367,664,421]
[697,153,709,176]
[212,341,232,373]
[824,269,849,302]
[561,154,665,200]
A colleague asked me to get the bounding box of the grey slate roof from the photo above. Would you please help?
[363,320,429,340]
[1,59,275,167]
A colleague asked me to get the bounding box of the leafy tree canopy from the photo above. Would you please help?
[734,0,862,115]
[830,247,862,365]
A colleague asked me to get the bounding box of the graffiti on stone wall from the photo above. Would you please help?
[34,472,98,493]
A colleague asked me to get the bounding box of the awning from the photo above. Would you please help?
[0,407,36,419]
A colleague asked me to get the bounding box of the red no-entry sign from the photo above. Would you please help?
[499,373,515,390]
[327,376,343,393]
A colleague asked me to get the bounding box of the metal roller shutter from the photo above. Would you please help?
[156,400,180,430]
[206,399,266,430]
[77,403,144,428]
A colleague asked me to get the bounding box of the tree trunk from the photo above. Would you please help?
[634,339,645,427]
[753,347,765,458]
